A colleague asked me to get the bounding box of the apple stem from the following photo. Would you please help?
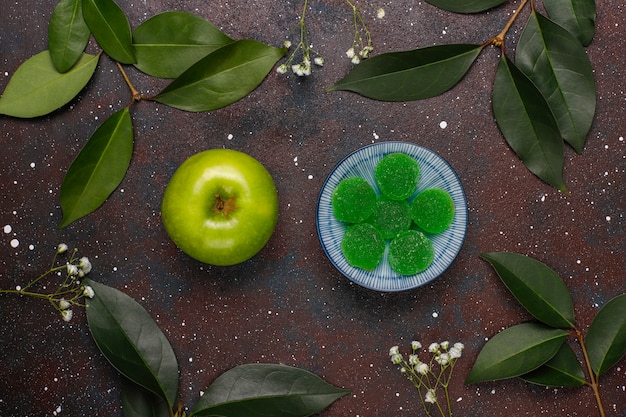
[213,194,237,216]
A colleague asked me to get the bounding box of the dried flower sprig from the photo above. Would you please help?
[390,340,464,417]
[277,0,324,77]
[344,1,385,64]
[0,244,94,322]
[277,0,384,76]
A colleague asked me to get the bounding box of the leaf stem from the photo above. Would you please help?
[488,0,529,54]
[574,328,606,417]
[116,62,142,103]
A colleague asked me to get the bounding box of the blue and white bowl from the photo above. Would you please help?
[316,141,468,292]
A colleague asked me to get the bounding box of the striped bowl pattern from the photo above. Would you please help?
[316,142,468,292]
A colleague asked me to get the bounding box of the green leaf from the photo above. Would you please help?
[492,55,566,191]
[48,0,91,72]
[0,51,98,118]
[155,39,286,112]
[481,252,575,329]
[521,343,586,387]
[84,279,179,409]
[190,364,349,417]
[133,11,233,79]
[58,108,133,228]
[466,323,568,384]
[121,378,172,417]
[586,293,626,376]
[544,0,596,46]
[327,44,483,101]
[516,11,596,154]
[424,0,508,13]
[82,0,136,64]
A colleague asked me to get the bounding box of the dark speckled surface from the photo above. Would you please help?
[1,1,625,416]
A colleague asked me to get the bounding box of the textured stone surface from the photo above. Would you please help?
[1,1,624,416]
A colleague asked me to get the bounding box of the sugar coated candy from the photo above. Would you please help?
[388,230,434,275]
[367,197,411,239]
[374,153,420,200]
[410,188,455,234]
[332,177,377,223]
[341,223,385,270]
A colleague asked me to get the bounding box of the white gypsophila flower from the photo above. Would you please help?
[454,342,465,351]
[57,243,68,254]
[408,354,419,366]
[391,353,403,365]
[411,340,422,350]
[425,388,437,404]
[359,46,374,58]
[83,285,95,299]
[428,342,440,353]
[66,263,79,276]
[441,341,450,350]
[283,39,292,48]
[79,257,92,274]
[436,352,450,365]
[61,309,73,322]
[276,64,288,74]
[389,346,400,356]
[314,56,324,66]
[291,64,302,76]
[346,47,355,58]
[59,299,70,310]
[449,346,462,359]
[416,362,429,375]
[351,55,360,65]
[377,7,385,19]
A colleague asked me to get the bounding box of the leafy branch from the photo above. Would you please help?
[467,252,625,417]
[0,244,94,321]
[1,246,349,417]
[0,0,287,229]
[329,0,597,191]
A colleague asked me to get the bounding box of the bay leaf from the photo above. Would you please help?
[492,55,566,191]
[0,51,98,118]
[481,252,575,329]
[516,11,596,154]
[48,0,91,73]
[327,44,483,101]
[133,11,233,79]
[82,0,136,64]
[85,279,179,409]
[586,293,626,376]
[466,323,568,384]
[190,364,349,417]
[58,107,133,228]
[155,39,286,112]
[544,0,596,46]
[521,343,586,387]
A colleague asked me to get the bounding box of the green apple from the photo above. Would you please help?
[162,149,278,266]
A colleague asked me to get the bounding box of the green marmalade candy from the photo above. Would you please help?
[331,177,377,223]
[388,230,434,275]
[341,223,385,271]
[366,197,411,239]
[410,188,455,234]
[374,153,420,200]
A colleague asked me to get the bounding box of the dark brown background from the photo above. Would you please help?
[1,0,624,416]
